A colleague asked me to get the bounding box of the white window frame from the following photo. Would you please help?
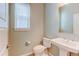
[14,3,30,31]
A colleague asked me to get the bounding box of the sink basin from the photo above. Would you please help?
[51,38,79,54]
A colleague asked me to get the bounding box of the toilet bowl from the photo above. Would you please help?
[33,45,48,56]
[33,37,53,56]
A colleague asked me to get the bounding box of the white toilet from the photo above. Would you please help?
[33,45,48,56]
[33,37,52,56]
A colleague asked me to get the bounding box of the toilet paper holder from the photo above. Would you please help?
[25,41,31,46]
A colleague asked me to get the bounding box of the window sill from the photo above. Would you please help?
[13,28,31,32]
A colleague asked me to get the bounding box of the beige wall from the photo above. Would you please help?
[44,3,59,56]
[44,3,59,37]
[9,3,44,56]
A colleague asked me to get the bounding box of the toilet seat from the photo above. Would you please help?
[33,45,48,56]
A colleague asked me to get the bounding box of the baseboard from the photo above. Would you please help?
[21,51,33,56]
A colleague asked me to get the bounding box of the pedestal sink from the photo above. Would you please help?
[51,38,79,56]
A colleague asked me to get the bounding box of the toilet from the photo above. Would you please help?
[33,37,52,56]
[33,45,48,56]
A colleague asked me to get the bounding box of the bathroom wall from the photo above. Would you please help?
[9,3,44,56]
[44,3,59,38]
[44,3,60,56]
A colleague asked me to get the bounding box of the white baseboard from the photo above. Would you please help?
[21,52,33,56]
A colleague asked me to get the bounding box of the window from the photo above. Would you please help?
[14,3,30,31]
[0,3,8,28]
